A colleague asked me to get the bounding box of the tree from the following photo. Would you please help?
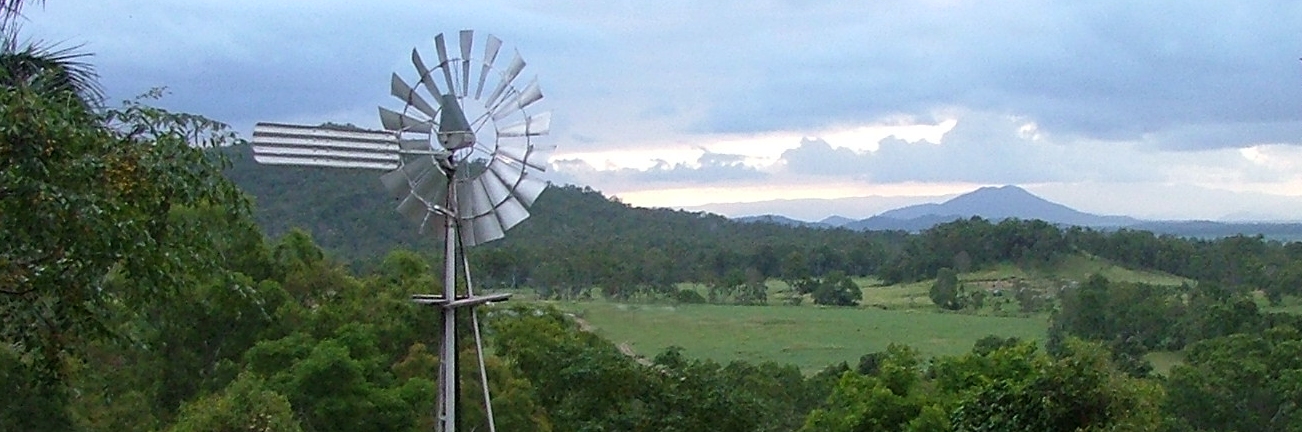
[1166,326,1302,431]
[2,82,248,379]
[800,345,930,432]
[0,344,73,430]
[811,271,862,306]
[167,372,303,432]
[929,267,962,310]
[1,35,102,106]
[941,339,1165,432]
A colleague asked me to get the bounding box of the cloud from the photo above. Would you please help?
[774,109,1288,185]
[691,1,1302,149]
[554,148,767,189]
[21,0,1302,220]
[27,0,1302,153]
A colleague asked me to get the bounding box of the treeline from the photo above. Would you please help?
[10,217,1302,430]
[460,194,1302,305]
[1048,273,1302,430]
[230,150,1302,304]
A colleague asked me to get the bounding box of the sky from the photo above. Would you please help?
[22,0,1302,221]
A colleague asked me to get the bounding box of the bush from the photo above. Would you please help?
[929,268,963,310]
[675,288,707,304]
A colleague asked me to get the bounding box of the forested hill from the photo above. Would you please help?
[221,143,896,270]
[223,142,1302,305]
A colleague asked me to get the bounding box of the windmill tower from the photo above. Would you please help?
[250,30,552,432]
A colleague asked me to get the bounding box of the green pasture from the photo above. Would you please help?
[959,254,1188,287]
[508,253,1192,373]
[549,301,1046,373]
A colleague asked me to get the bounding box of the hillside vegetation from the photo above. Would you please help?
[227,142,1301,302]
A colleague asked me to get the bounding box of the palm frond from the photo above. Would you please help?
[1,31,103,105]
[1,0,40,25]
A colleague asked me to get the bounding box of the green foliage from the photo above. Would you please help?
[882,217,1069,284]
[930,267,963,310]
[883,339,1165,432]
[1050,273,1280,376]
[0,29,104,105]
[0,345,72,431]
[810,271,863,306]
[490,305,824,431]
[674,287,707,304]
[801,345,931,432]
[1,86,248,378]
[799,338,1167,431]
[1166,325,1302,431]
[167,372,302,432]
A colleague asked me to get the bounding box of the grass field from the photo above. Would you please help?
[547,301,1046,373]
[509,254,1189,373]
[849,254,1187,311]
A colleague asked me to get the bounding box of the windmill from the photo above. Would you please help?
[250,30,551,432]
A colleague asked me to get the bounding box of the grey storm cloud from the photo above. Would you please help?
[693,1,1302,150]
[25,0,1302,154]
[778,111,1190,184]
[554,149,766,186]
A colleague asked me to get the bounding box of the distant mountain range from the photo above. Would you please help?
[737,185,1302,240]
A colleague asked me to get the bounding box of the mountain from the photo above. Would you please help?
[881,185,1138,226]
[819,215,856,227]
[832,185,1302,239]
[684,194,953,222]
[734,214,827,228]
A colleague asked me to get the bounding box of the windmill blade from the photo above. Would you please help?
[497,111,552,137]
[380,155,437,198]
[411,48,445,104]
[496,143,548,172]
[493,195,530,232]
[530,142,557,157]
[484,52,525,109]
[456,179,490,218]
[466,213,506,246]
[512,170,548,207]
[394,168,448,223]
[410,167,448,206]
[391,74,440,119]
[454,183,480,246]
[475,35,502,100]
[488,161,547,206]
[490,78,543,121]
[434,33,457,96]
[479,164,514,207]
[379,107,434,133]
[396,192,432,222]
[427,212,453,238]
[251,122,399,170]
[459,30,473,97]
[484,162,530,231]
[462,178,507,246]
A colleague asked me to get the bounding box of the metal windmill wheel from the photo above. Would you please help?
[250,29,551,432]
[380,30,552,247]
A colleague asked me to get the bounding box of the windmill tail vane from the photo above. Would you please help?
[250,29,551,432]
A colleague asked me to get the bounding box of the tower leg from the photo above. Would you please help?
[440,203,459,432]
